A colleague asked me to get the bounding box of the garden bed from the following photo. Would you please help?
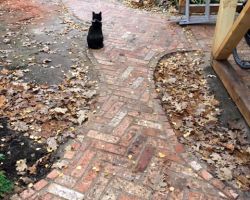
[154,51,250,192]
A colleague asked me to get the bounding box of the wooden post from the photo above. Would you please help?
[179,0,186,13]
[179,0,185,7]
[213,0,250,60]
[212,0,238,58]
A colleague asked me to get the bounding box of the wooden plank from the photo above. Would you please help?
[179,0,185,7]
[212,60,250,127]
[213,0,250,60]
[212,0,238,58]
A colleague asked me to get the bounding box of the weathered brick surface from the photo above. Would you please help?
[134,145,154,172]
[21,0,242,199]
[33,179,48,191]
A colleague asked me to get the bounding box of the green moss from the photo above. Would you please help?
[0,171,13,197]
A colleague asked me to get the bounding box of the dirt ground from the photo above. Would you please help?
[0,0,97,197]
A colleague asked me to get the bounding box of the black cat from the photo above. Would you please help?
[87,12,104,49]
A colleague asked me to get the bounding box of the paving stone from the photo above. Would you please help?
[33,179,48,191]
[131,77,144,89]
[136,119,162,130]
[85,173,110,199]
[87,130,120,143]
[109,110,128,127]
[47,183,84,200]
[101,187,119,200]
[112,116,133,137]
[112,177,151,199]
[55,175,77,188]
[120,66,134,81]
[134,145,155,172]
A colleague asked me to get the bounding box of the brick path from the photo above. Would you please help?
[15,0,242,199]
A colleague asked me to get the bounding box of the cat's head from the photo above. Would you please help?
[92,12,102,21]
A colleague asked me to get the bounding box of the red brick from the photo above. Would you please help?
[142,127,160,137]
[47,169,59,179]
[71,150,96,177]
[175,143,185,153]
[165,128,176,137]
[97,151,130,168]
[127,134,147,158]
[64,151,76,159]
[33,179,48,191]
[71,142,81,151]
[210,178,225,190]
[158,148,184,164]
[93,140,126,155]
[38,193,53,200]
[134,145,154,172]
[119,193,141,200]
[104,101,124,118]
[188,191,203,200]
[20,189,35,199]
[112,116,132,137]
[55,175,77,188]
[140,90,150,102]
[199,169,213,181]
[140,112,159,122]
[74,168,98,193]
[153,192,169,200]
[113,90,138,99]
[101,96,119,112]
[119,128,136,147]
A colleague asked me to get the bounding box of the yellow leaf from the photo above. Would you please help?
[92,166,100,172]
[158,152,166,158]
[76,166,82,170]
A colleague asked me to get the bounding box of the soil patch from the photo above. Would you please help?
[0,118,57,197]
[154,51,250,195]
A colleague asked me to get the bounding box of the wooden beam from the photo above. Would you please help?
[212,0,238,58]
[213,0,250,60]
[212,60,250,127]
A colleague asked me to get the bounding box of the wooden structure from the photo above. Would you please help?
[178,0,242,14]
[212,0,250,126]
[179,0,217,25]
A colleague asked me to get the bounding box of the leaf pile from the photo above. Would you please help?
[0,64,96,150]
[154,51,250,190]
[124,0,178,14]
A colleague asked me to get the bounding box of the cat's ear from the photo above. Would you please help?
[99,12,102,16]
[92,12,95,16]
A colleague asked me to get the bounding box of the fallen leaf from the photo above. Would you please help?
[52,107,68,114]
[158,152,166,158]
[77,110,88,125]
[16,159,28,172]
[47,137,58,152]
[0,95,6,108]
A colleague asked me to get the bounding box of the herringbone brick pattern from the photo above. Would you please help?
[14,0,242,199]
